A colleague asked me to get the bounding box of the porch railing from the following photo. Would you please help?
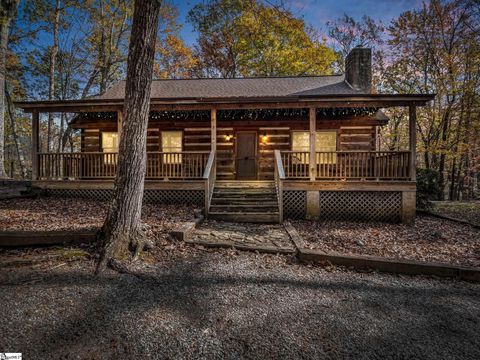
[203,150,216,216]
[281,151,412,180]
[37,150,412,181]
[274,150,285,222]
[280,151,309,179]
[37,151,210,180]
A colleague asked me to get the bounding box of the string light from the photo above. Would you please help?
[77,107,379,122]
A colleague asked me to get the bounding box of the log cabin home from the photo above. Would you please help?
[15,48,434,223]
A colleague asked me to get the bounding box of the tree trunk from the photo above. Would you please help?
[449,159,456,201]
[99,0,108,94]
[47,0,61,152]
[96,0,162,274]
[5,87,27,178]
[437,105,453,201]
[0,0,18,179]
[0,18,9,178]
[57,112,65,152]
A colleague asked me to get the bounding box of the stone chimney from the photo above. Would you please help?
[345,47,372,93]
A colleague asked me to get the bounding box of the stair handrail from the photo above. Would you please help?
[203,150,216,216]
[274,150,285,223]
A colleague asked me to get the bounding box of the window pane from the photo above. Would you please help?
[162,131,182,152]
[102,132,118,164]
[162,131,182,164]
[316,131,337,164]
[291,131,337,164]
[291,131,309,164]
[102,132,118,152]
[292,131,309,152]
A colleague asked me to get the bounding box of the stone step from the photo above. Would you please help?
[208,212,280,223]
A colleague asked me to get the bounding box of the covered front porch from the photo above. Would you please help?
[16,94,431,223]
[30,105,417,181]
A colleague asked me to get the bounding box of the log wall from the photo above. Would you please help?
[76,116,380,180]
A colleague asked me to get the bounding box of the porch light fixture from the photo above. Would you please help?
[261,132,268,143]
[225,133,233,141]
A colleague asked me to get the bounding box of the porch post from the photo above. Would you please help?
[117,110,123,140]
[401,104,417,224]
[309,107,316,181]
[306,107,320,219]
[211,108,217,153]
[409,105,416,181]
[31,110,39,180]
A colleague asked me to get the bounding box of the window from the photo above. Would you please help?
[316,131,337,164]
[291,131,337,164]
[101,132,118,164]
[292,132,310,152]
[161,131,182,164]
[291,131,310,164]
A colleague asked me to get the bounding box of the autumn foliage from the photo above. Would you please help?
[2,0,480,199]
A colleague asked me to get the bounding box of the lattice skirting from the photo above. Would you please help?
[284,191,306,219]
[319,191,402,222]
[46,189,204,206]
[283,190,402,222]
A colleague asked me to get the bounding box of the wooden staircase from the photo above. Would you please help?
[208,181,280,223]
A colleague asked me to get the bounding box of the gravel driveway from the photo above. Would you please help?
[1,248,479,359]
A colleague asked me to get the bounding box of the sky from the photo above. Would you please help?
[15,0,426,99]
[16,0,426,51]
[175,0,425,46]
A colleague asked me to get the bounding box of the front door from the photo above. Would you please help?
[236,131,257,179]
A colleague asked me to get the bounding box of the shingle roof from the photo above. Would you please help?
[94,75,361,100]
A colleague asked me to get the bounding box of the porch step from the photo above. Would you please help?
[208,212,280,223]
[209,204,279,213]
[211,198,278,205]
[213,190,277,196]
[214,180,275,189]
[208,181,280,223]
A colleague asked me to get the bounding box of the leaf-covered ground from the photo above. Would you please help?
[292,215,480,268]
[431,200,480,226]
[0,197,197,241]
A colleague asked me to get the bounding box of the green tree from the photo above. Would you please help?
[188,0,336,77]
[326,13,384,71]
[83,0,131,94]
[385,0,480,199]
[154,4,197,79]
